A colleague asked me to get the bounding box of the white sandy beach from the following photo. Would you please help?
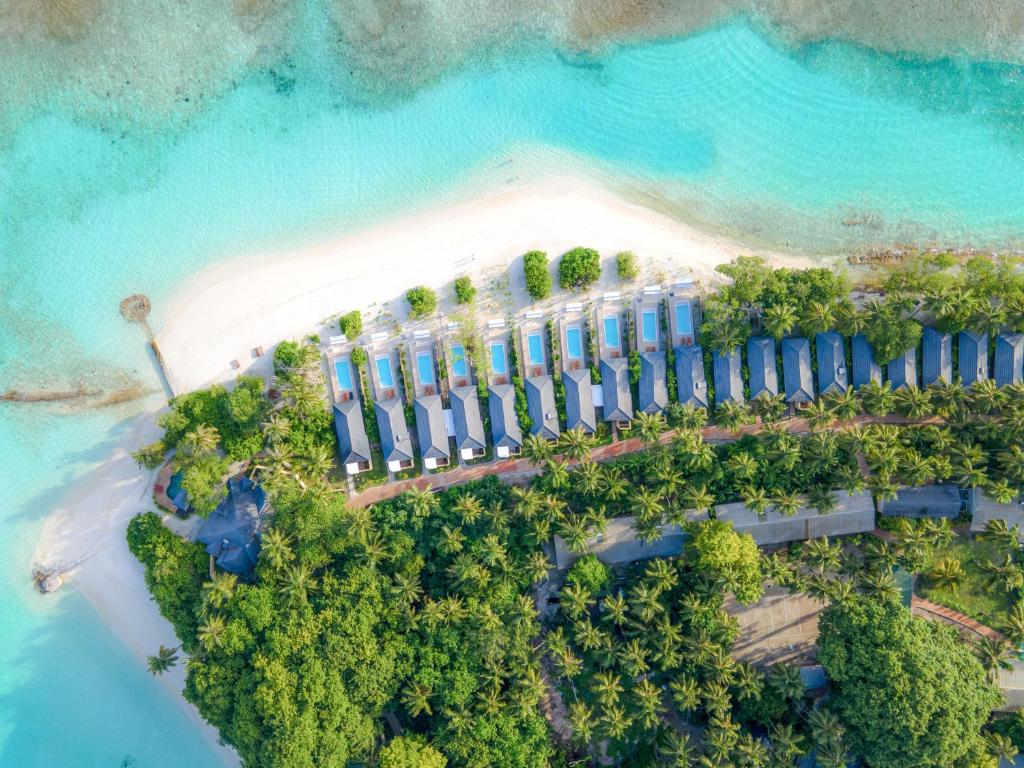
[36,175,816,768]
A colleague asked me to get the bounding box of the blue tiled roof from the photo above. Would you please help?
[375,398,414,463]
[488,384,523,449]
[995,333,1024,387]
[921,328,953,386]
[851,334,881,389]
[815,332,848,395]
[746,337,778,399]
[450,385,486,452]
[413,394,450,461]
[674,345,709,408]
[196,477,270,577]
[713,348,744,406]
[526,376,560,439]
[600,357,634,422]
[958,331,989,387]
[333,399,372,466]
[887,347,918,391]
[638,351,668,414]
[781,337,814,403]
[563,368,597,433]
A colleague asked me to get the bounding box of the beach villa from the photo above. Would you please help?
[995,333,1024,387]
[675,345,709,408]
[329,354,372,475]
[408,337,451,470]
[196,477,271,578]
[485,324,522,457]
[712,348,744,406]
[666,282,699,348]
[595,294,633,428]
[921,328,953,386]
[782,337,815,406]
[633,289,668,414]
[815,331,848,395]
[667,282,707,408]
[520,316,560,441]
[959,331,989,388]
[746,337,778,400]
[368,344,414,472]
[851,334,881,390]
[558,306,597,434]
[445,334,487,461]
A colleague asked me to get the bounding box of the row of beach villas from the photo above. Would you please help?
[326,283,1024,477]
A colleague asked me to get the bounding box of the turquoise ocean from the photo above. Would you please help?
[2,8,1024,766]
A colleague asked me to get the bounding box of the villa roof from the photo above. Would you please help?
[781,337,815,403]
[815,332,848,395]
[887,347,918,391]
[413,394,450,461]
[881,484,963,519]
[563,368,598,433]
[488,383,523,449]
[526,376,561,439]
[600,357,634,422]
[851,334,881,389]
[375,398,414,464]
[332,400,371,466]
[449,385,486,452]
[746,337,778,399]
[674,345,709,408]
[638,351,668,414]
[196,477,271,577]
[959,331,989,387]
[713,348,744,405]
[921,328,953,386]
[711,490,874,546]
[995,333,1024,387]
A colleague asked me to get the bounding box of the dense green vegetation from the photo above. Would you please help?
[522,250,552,301]
[558,247,601,291]
[406,286,439,319]
[616,250,639,282]
[454,276,476,305]
[339,310,363,339]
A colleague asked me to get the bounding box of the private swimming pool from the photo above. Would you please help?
[416,351,435,386]
[675,300,693,336]
[566,326,583,359]
[603,316,620,349]
[490,342,508,375]
[527,333,544,366]
[334,358,354,391]
[642,309,658,344]
[375,355,395,389]
[451,344,468,377]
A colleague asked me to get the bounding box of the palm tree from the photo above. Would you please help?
[568,700,594,746]
[929,377,966,414]
[807,485,837,515]
[522,433,554,465]
[262,414,291,444]
[741,485,771,517]
[303,444,334,479]
[801,301,835,337]
[632,678,664,730]
[894,385,932,419]
[635,411,666,445]
[859,379,895,416]
[669,675,701,715]
[970,378,1005,414]
[600,701,631,740]
[803,537,841,574]
[453,493,484,525]
[732,662,764,702]
[764,302,798,340]
[769,721,806,765]
[858,568,900,601]
[524,551,551,584]
[683,484,715,514]
[203,571,237,610]
[768,663,805,703]
[592,669,624,706]
[927,557,966,591]
[645,558,679,594]
[980,519,1021,549]
[802,399,835,431]
[657,729,695,767]
[559,427,596,461]
[259,527,294,571]
[277,564,317,603]
[708,319,746,354]
[772,490,801,518]
[987,478,1020,505]
[975,637,1014,681]
[401,681,433,717]
[181,424,220,457]
[405,485,437,518]
[826,387,860,421]
[542,458,570,491]
[198,615,227,651]
[561,581,595,620]
[675,404,708,431]
[716,399,753,433]
[146,645,180,675]
[986,731,1020,767]
[815,742,849,768]
[575,460,604,495]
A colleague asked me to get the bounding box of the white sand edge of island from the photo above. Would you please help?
[36,175,818,768]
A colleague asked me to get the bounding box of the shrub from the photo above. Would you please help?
[559,247,601,291]
[454,276,476,305]
[350,346,368,368]
[566,554,612,596]
[380,735,447,768]
[406,286,438,319]
[523,251,552,301]
[616,251,639,282]
[339,310,362,339]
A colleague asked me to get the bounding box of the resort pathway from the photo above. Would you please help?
[911,595,1006,642]
[349,413,933,508]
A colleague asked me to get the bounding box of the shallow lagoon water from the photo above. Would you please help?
[2,13,1024,765]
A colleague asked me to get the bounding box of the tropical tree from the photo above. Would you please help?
[522,434,555,465]
[802,399,835,431]
[895,386,932,419]
[635,411,667,445]
[927,557,966,591]
[559,427,596,461]
[826,387,860,421]
[277,564,318,603]
[198,615,227,651]
[859,380,895,416]
[147,645,180,675]
[975,637,1014,681]
[764,303,798,340]
[401,682,434,717]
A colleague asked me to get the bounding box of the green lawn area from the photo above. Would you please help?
[916,538,1016,631]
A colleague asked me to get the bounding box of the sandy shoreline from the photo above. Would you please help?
[36,174,815,767]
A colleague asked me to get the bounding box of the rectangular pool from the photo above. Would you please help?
[527,333,544,366]
[642,309,658,344]
[416,351,435,386]
[334,359,354,392]
[490,342,508,375]
[451,344,468,377]
[375,355,395,389]
[603,316,620,349]
[675,300,693,335]
[566,326,583,359]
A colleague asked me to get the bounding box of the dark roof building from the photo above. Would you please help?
[600,357,633,423]
[921,328,953,386]
[488,383,523,456]
[713,348,744,406]
[196,477,271,577]
[449,385,487,460]
[563,368,597,434]
[675,345,709,409]
[781,337,815,404]
[887,347,918,391]
[851,334,881,389]
[995,333,1024,388]
[526,376,561,440]
[959,331,989,387]
[413,395,450,468]
[332,400,372,472]
[638,351,668,414]
[375,398,414,469]
[746,337,778,399]
[815,332,848,395]
[880,484,963,519]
